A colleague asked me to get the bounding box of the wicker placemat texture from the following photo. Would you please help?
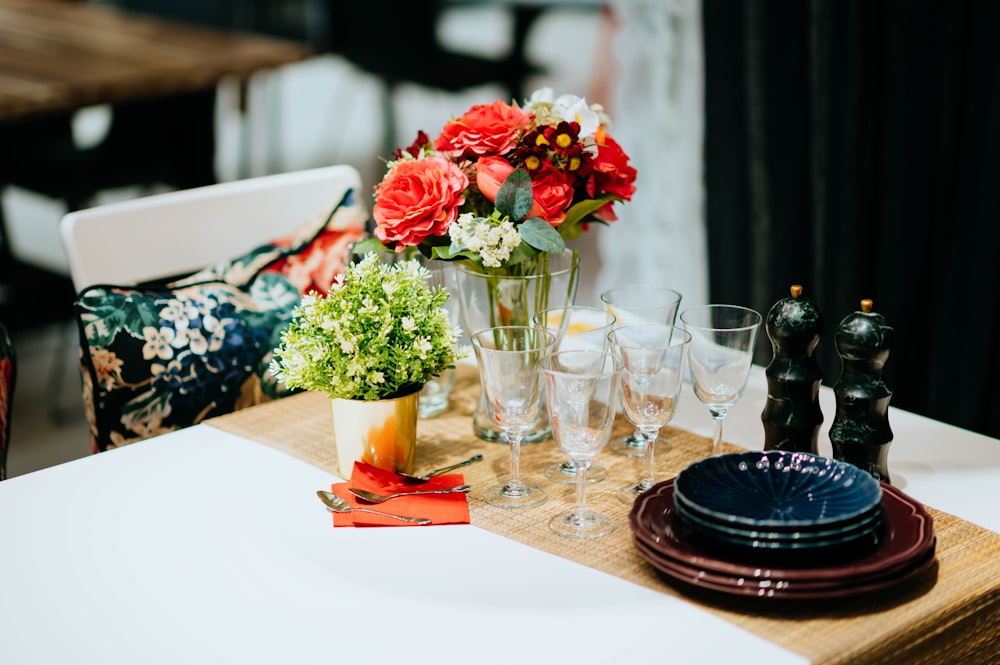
[206,364,1000,665]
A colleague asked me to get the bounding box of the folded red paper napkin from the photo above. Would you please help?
[329,461,471,527]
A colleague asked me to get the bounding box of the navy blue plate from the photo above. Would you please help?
[674,451,883,530]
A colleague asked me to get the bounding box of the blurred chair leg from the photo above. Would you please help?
[46,320,83,426]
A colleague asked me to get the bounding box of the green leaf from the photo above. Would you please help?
[435,243,483,264]
[557,195,618,241]
[350,237,389,256]
[500,242,540,267]
[495,168,534,221]
[519,217,566,253]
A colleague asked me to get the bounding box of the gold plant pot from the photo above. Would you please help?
[330,389,419,479]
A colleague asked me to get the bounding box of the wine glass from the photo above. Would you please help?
[532,306,617,485]
[608,324,691,504]
[680,305,762,456]
[471,326,556,508]
[541,350,622,538]
[600,285,683,457]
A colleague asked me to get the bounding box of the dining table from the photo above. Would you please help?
[2,362,999,664]
[0,0,311,185]
[0,0,310,122]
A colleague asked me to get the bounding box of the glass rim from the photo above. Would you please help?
[454,249,580,279]
[599,284,683,305]
[540,348,623,373]
[608,323,692,349]
[469,326,556,350]
[531,305,617,326]
[679,304,763,331]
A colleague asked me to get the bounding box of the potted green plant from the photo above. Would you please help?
[270,253,464,477]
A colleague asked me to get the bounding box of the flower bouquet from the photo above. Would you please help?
[355,88,637,441]
[270,255,465,474]
[355,87,636,275]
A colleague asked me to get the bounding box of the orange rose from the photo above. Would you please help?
[476,157,572,225]
[434,100,531,158]
[475,155,515,202]
[373,157,468,248]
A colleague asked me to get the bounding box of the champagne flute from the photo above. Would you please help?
[532,306,617,485]
[541,350,622,538]
[471,326,555,508]
[600,285,683,457]
[680,305,762,456]
[608,324,691,504]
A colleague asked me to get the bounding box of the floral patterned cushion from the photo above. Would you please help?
[75,187,369,453]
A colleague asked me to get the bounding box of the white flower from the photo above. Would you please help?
[526,87,555,107]
[552,94,600,138]
[141,326,176,361]
[449,214,521,268]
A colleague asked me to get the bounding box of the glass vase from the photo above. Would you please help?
[454,250,580,443]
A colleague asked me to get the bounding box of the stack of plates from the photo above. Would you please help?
[630,452,936,600]
[673,452,884,560]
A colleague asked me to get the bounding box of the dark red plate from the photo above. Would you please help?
[632,534,936,599]
[630,479,935,587]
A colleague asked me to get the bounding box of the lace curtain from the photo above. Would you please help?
[589,0,708,310]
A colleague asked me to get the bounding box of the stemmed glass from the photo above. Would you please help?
[541,350,622,538]
[608,324,691,504]
[600,285,683,457]
[532,306,617,485]
[680,305,762,457]
[471,326,556,508]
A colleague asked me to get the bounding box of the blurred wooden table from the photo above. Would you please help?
[0,0,311,122]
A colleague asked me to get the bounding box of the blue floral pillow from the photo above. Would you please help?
[74,187,369,453]
[76,273,302,451]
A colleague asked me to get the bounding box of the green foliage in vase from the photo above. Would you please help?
[270,254,465,400]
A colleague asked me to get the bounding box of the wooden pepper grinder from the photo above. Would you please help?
[829,299,894,483]
[762,285,824,453]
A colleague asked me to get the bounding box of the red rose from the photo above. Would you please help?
[590,135,637,221]
[373,157,468,248]
[528,164,574,226]
[434,100,531,158]
[476,156,572,226]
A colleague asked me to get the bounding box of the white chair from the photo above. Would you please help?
[61,164,362,291]
[59,164,365,451]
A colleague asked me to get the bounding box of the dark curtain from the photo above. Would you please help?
[702,0,1000,438]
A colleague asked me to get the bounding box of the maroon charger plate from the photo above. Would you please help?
[632,535,937,599]
[629,479,935,589]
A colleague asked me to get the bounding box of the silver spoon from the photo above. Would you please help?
[348,484,471,504]
[315,490,431,525]
[398,454,484,483]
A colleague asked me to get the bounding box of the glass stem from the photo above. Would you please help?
[639,428,658,491]
[506,428,525,490]
[710,408,727,456]
[574,459,589,514]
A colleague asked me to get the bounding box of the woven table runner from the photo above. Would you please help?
[206,364,1000,664]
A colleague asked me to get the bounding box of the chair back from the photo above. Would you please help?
[0,321,15,480]
[60,164,362,290]
[60,165,366,453]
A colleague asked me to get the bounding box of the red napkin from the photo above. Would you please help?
[329,461,471,527]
